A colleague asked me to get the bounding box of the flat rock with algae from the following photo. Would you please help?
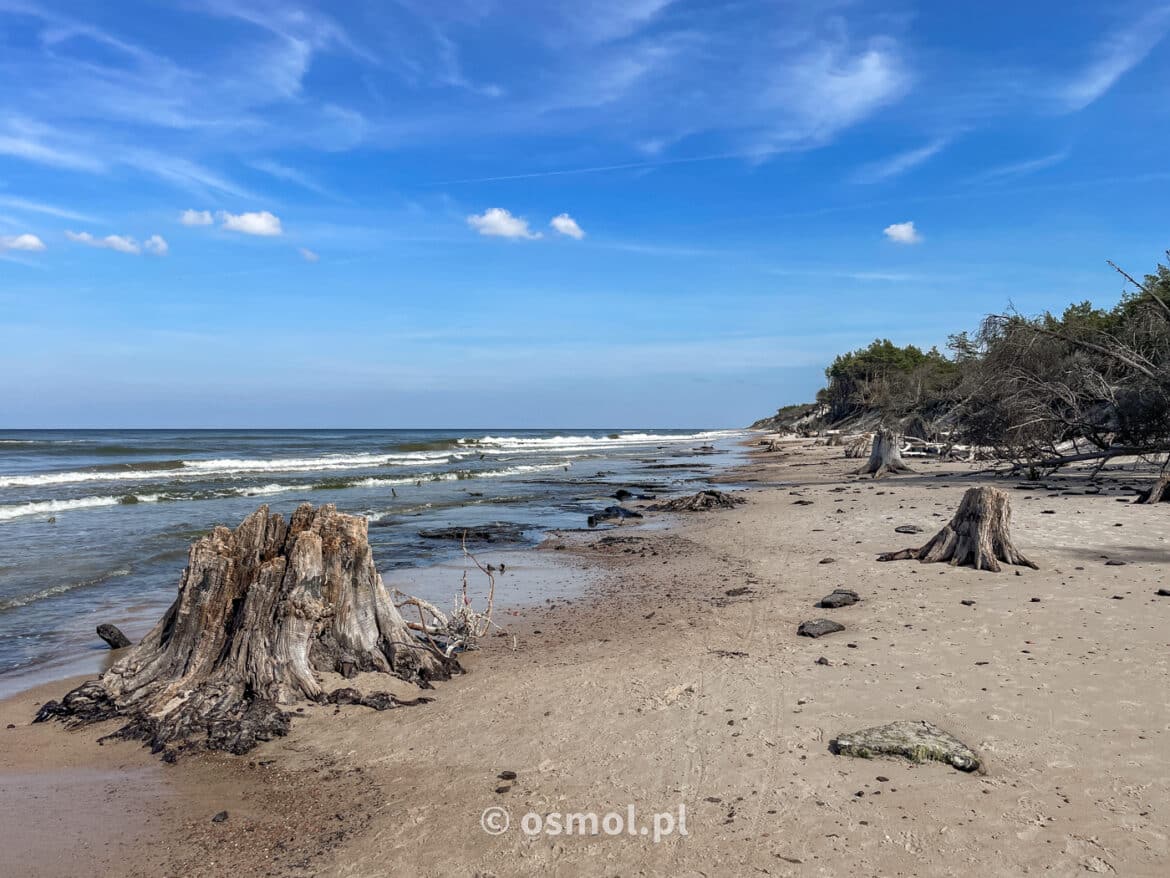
[831,720,981,772]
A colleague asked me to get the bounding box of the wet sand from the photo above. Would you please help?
[3,440,1168,876]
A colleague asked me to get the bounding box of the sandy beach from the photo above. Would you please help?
[3,439,1168,877]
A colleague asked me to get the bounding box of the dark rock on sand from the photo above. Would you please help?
[894,524,924,535]
[211,811,229,823]
[1105,559,1127,566]
[96,623,132,649]
[798,619,845,638]
[498,770,518,781]
[418,522,527,542]
[613,489,656,501]
[817,589,860,609]
[1157,589,1170,597]
[831,720,981,772]
[587,506,643,528]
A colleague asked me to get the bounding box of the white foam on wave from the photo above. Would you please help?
[464,430,735,453]
[0,450,462,489]
[0,460,576,523]
[0,495,159,521]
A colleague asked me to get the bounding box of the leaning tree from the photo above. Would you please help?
[951,259,1170,487]
[35,504,464,757]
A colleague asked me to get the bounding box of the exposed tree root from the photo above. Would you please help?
[33,504,484,758]
[878,486,1038,572]
[649,490,745,512]
[1136,475,1170,504]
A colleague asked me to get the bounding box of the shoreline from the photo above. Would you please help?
[4,438,1168,876]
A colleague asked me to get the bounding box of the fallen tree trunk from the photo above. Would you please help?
[34,503,456,757]
[1136,475,1170,504]
[878,486,1038,572]
[856,428,914,478]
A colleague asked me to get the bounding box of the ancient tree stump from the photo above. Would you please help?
[856,428,913,478]
[1135,476,1170,504]
[35,503,453,756]
[878,486,1038,572]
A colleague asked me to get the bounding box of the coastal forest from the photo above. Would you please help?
[755,254,1170,472]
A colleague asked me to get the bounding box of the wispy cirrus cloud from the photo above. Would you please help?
[1056,6,1170,111]
[0,195,97,222]
[965,150,1070,184]
[250,159,339,199]
[852,138,950,184]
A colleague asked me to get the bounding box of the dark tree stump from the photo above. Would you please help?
[878,486,1038,572]
[1135,476,1170,504]
[35,504,452,756]
[856,428,914,479]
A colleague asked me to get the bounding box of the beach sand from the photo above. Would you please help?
[3,440,1168,876]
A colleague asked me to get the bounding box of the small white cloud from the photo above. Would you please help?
[0,233,46,252]
[883,221,922,245]
[65,230,142,254]
[144,234,169,256]
[180,209,214,226]
[550,213,586,239]
[467,207,541,240]
[298,247,319,263]
[218,210,283,236]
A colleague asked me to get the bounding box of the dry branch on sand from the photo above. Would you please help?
[649,490,746,512]
[34,504,496,758]
[856,428,914,478]
[878,486,1038,572]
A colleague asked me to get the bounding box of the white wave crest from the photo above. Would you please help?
[0,495,164,522]
[464,430,734,453]
[0,450,461,489]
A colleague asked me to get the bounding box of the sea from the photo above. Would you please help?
[0,428,744,695]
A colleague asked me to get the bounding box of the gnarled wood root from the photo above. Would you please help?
[34,503,456,758]
[878,486,1038,572]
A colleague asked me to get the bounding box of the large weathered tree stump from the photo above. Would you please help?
[1135,476,1170,504]
[878,486,1038,572]
[856,428,914,478]
[34,503,453,756]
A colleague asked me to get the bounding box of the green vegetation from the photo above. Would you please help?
[765,253,1170,466]
[818,339,959,424]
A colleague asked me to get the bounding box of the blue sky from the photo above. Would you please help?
[1,0,1168,428]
